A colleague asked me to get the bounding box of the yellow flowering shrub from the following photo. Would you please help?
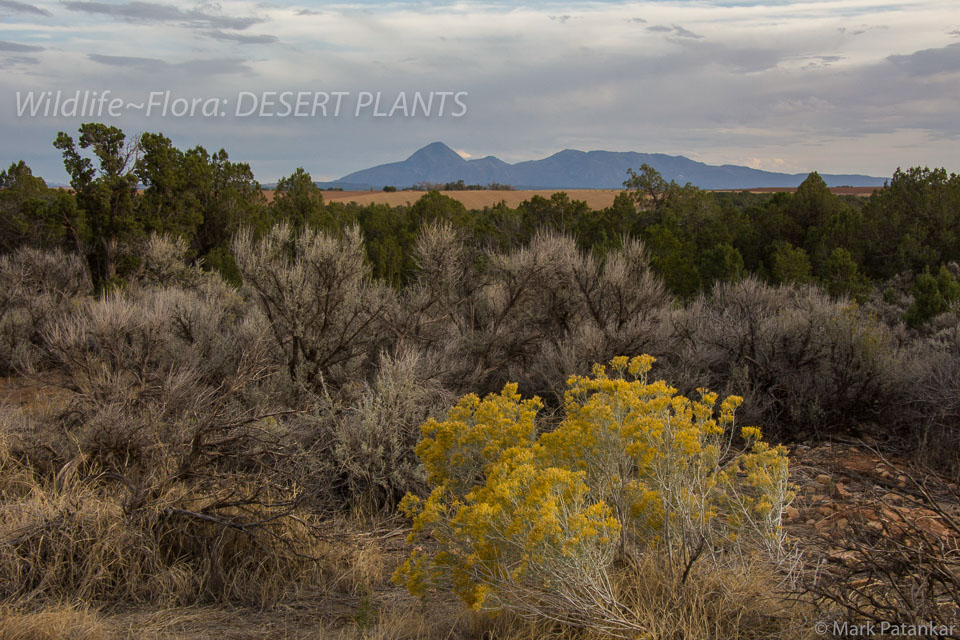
[395,356,794,630]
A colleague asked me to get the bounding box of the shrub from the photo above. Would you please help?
[399,227,672,401]
[296,347,454,512]
[395,356,794,636]
[8,280,331,606]
[0,247,91,374]
[903,317,960,474]
[39,281,273,474]
[525,235,673,398]
[668,277,906,438]
[233,223,396,393]
[393,224,497,394]
[129,233,205,289]
[906,270,946,327]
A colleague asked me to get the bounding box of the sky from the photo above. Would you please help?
[1,0,959,183]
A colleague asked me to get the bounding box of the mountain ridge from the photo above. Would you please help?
[334,142,886,190]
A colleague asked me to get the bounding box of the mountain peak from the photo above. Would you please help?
[406,142,465,166]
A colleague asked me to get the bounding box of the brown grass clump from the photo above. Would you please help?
[610,555,811,640]
[0,604,110,640]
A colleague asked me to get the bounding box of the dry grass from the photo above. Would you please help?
[610,555,812,640]
[0,604,111,640]
[0,435,327,608]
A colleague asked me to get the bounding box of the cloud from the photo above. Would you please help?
[3,0,960,183]
[647,24,703,39]
[672,25,702,39]
[0,40,44,52]
[0,0,50,16]
[549,15,571,24]
[887,42,960,76]
[653,38,782,73]
[87,53,251,75]
[1,55,40,64]
[802,55,845,69]
[203,30,277,44]
[62,1,264,30]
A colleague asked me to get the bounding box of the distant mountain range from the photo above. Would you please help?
[326,142,886,190]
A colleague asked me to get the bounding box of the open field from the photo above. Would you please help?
[261,189,623,208]
[260,186,881,208]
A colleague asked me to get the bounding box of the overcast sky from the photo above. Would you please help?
[2,0,959,183]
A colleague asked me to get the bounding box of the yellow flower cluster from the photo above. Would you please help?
[395,356,794,610]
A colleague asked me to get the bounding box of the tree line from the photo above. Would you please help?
[2,123,959,324]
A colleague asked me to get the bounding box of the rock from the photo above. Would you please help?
[818,506,834,516]
[815,474,833,486]
[836,518,849,530]
[828,549,859,566]
[784,506,800,520]
[835,482,850,498]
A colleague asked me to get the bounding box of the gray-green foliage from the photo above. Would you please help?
[131,233,207,289]
[904,311,960,473]
[302,348,453,511]
[233,223,396,393]
[39,277,274,473]
[0,247,91,374]
[668,277,906,437]
[396,226,671,399]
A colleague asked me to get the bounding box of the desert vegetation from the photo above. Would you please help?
[0,125,958,638]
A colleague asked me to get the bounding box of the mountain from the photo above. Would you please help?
[337,142,886,190]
